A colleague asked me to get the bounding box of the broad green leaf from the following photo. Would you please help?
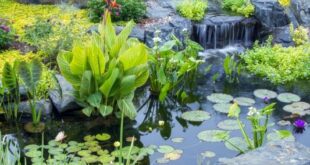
[2,62,17,89]
[30,58,42,85]
[57,52,80,88]
[87,92,102,109]
[79,71,93,97]
[118,44,148,71]
[159,40,176,52]
[99,105,113,117]
[69,44,88,76]
[117,99,136,120]
[124,64,149,88]
[100,68,119,97]
[157,65,167,85]
[87,43,105,81]
[18,61,33,90]
[119,75,136,98]
[82,106,94,117]
[228,102,241,118]
[159,83,171,101]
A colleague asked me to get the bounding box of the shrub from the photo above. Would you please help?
[23,19,53,45]
[177,0,207,21]
[290,24,309,46]
[87,0,146,23]
[241,37,310,84]
[222,0,254,17]
[0,19,14,50]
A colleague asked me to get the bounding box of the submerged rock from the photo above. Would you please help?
[49,74,81,113]
[218,141,310,165]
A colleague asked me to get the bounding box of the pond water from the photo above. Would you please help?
[1,46,310,165]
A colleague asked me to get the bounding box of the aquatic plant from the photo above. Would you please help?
[241,37,310,84]
[223,54,241,83]
[294,119,307,129]
[0,132,21,165]
[177,0,208,21]
[18,59,44,132]
[149,30,203,101]
[222,0,254,17]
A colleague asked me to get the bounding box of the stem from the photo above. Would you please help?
[225,139,245,154]
[251,120,258,148]
[237,118,254,149]
[119,110,124,165]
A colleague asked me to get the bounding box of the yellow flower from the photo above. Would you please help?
[278,0,291,8]
[113,141,121,147]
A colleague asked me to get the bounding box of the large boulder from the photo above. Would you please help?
[218,141,310,165]
[49,74,81,113]
[18,99,53,116]
[272,26,294,46]
[290,0,310,26]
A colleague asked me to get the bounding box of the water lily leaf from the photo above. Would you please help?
[97,149,109,156]
[66,146,81,153]
[277,120,291,126]
[171,137,184,143]
[48,140,59,147]
[89,146,101,152]
[25,150,41,158]
[95,133,111,141]
[59,143,68,149]
[164,150,182,160]
[207,93,233,103]
[85,140,99,147]
[225,137,248,152]
[157,145,174,154]
[81,155,98,163]
[253,89,277,99]
[31,157,44,163]
[283,102,310,112]
[181,110,211,122]
[277,93,301,103]
[156,157,170,164]
[213,103,232,113]
[197,130,229,142]
[68,141,78,146]
[234,97,255,106]
[54,154,67,161]
[217,119,242,131]
[98,154,115,163]
[48,148,63,155]
[78,150,92,157]
[84,135,96,142]
[201,151,216,158]
[267,130,295,142]
[24,144,40,151]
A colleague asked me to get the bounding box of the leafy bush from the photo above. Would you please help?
[88,0,146,23]
[241,38,310,84]
[57,12,149,119]
[0,19,14,50]
[23,19,53,45]
[290,24,309,46]
[149,30,204,101]
[177,0,207,21]
[222,0,254,17]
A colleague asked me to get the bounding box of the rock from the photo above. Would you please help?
[272,26,294,47]
[290,0,310,26]
[218,141,310,165]
[18,99,53,116]
[146,0,174,19]
[252,0,289,27]
[49,75,81,113]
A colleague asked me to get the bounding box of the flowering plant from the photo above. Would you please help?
[0,18,14,50]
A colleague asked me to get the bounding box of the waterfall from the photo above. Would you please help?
[192,16,259,49]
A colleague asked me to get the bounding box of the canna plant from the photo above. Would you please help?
[223,54,241,83]
[57,11,149,120]
[1,61,21,121]
[18,58,44,132]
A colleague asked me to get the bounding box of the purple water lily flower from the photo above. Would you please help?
[263,96,269,104]
[294,119,307,128]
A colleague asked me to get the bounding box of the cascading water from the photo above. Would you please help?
[192,15,259,49]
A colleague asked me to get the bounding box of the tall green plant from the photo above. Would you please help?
[18,59,43,126]
[57,12,149,119]
[223,55,240,83]
[1,61,20,121]
[0,132,21,165]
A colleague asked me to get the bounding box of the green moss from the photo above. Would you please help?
[177,0,208,21]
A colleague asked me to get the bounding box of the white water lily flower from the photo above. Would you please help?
[55,131,67,142]
[247,107,259,116]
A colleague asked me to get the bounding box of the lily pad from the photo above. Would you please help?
[234,97,255,106]
[48,148,63,155]
[253,89,277,99]
[95,133,111,141]
[24,122,45,133]
[66,146,81,153]
[207,93,233,103]
[24,144,40,151]
[157,145,174,154]
[217,119,242,131]
[25,150,42,158]
[267,130,295,142]
[68,141,78,146]
[81,155,98,164]
[171,137,184,143]
[213,103,232,113]
[157,157,170,164]
[283,102,310,116]
[98,154,115,164]
[197,130,229,142]
[78,150,92,157]
[201,151,216,158]
[277,120,291,126]
[225,137,248,152]
[84,135,96,142]
[181,110,211,122]
[164,150,182,160]
[277,93,301,103]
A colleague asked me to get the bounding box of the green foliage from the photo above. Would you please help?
[222,0,254,17]
[23,18,53,45]
[0,19,14,50]
[87,0,146,23]
[149,30,204,101]
[241,37,310,84]
[0,132,21,165]
[18,58,43,126]
[177,0,207,21]
[290,24,309,46]
[227,102,277,152]
[223,55,240,83]
[57,12,149,119]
